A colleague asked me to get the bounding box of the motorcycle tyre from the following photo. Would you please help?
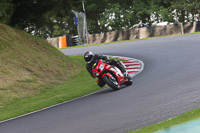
[124,75,133,86]
[103,75,120,90]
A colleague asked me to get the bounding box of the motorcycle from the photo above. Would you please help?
[92,59,133,90]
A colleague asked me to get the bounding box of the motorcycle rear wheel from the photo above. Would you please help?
[103,75,120,90]
[124,75,133,86]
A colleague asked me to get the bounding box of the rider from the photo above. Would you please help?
[84,51,128,87]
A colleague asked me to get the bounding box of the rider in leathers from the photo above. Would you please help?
[84,51,128,87]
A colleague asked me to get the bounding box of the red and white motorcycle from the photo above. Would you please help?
[92,59,132,90]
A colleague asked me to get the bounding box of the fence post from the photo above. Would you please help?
[180,23,184,35]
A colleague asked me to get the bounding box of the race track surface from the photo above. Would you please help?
[1,34,200,133]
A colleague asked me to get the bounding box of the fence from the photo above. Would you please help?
[87,21,200,44]
[47,21,200,48]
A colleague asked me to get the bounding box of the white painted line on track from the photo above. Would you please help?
[124,63,141,65]
[127,70,140,72]
[0,55,144,124]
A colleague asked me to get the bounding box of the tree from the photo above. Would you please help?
[3,0,200,38]
[0,0,14,24]
[99,3,137,31]
[171,0,200,22]
[9,0,83,38]
[9,0,59,38]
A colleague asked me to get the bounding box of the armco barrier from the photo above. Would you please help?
[46,37,59,48]
[183,21,200,33]
[87,21,200,44]
[47,21,200,48]
[87,23,185,44]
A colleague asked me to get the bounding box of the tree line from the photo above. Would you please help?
[1,0,200,38]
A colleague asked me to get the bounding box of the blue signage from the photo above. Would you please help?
[74,17,78,26]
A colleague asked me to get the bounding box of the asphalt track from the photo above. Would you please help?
[1,34,200,133]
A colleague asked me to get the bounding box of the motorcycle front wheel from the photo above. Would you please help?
[103,75,120,90]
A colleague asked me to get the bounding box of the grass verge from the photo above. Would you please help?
[0,23,82,107]
[129,107,200,133]
[0,56,101,121]
[60,31,200,50]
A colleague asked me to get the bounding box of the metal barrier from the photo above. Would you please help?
[47,21,200,48]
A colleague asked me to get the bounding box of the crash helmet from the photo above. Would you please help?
[84,51,94,63]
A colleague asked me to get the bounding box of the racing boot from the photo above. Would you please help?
[123,71,129,80]
[117,60,129,79]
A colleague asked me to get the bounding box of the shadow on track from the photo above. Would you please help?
[94,85,128,95]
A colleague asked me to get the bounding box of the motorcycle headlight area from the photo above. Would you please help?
[99,64,104,71]
[94,72,99,76]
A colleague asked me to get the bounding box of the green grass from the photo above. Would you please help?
[60,31,200,49]
[0,23,102,121]
[0,56,102,121]
[184,31,200,35]
[0,23,81,106]
[129,108,200,133]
